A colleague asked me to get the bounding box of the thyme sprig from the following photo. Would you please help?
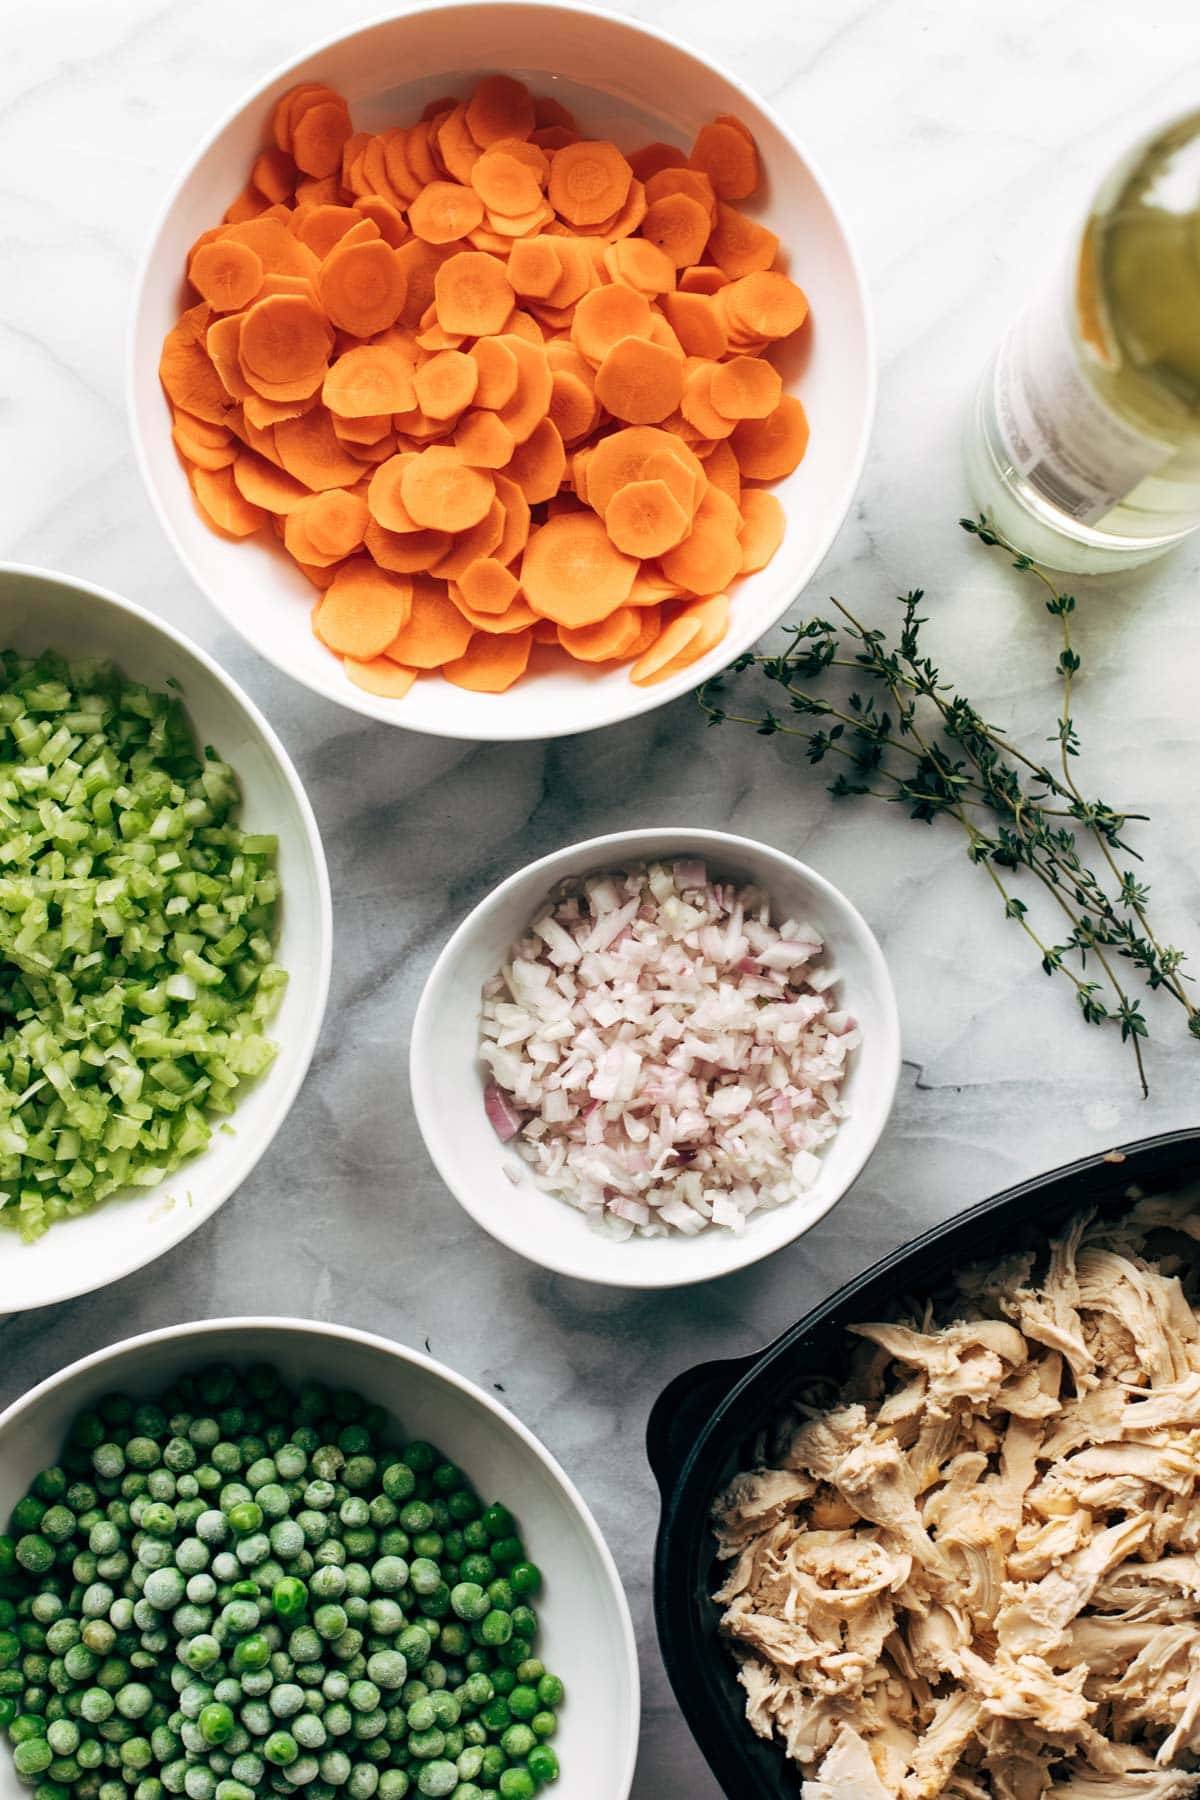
[697,517,1197,1094]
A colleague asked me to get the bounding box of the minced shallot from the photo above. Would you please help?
[478,859,859,1239]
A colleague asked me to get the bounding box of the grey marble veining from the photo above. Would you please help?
[3,2,1200,1793]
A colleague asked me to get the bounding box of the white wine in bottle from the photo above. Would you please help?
[967,109,1200,572]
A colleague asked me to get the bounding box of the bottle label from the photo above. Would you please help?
[993,285,1173,526]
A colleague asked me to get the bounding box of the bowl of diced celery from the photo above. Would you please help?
[0,1317,639,1800]
[0,565,332,1313]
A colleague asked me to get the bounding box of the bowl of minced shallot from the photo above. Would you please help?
[411,828,900,1287]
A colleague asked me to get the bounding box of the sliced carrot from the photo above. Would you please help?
[251,146,297,205]
[456,557,520,615]
[521,513,637,625]
[661,290,728,359]
[165,74,809,699]
[603,237,675,295]
[679,264,729,296]
[275,408,367,490]
[409,181,487,245]
[690,120,760,202]
[631,591,730,684]
[491,473,531,564]
[272,83,326,154]
[400,446,495,530]
[323,345,416,417]
[709,354,783,421]
[221,216,318,278]
[494,336,552,444]
[467,75,536,147]
[584,425,691,515]
[628,141,689,182]
[721,271,809,340]
[704,438,742,507]
[570,284,654,365]
[414,349,478,420]
[471,150,543,216]
[680,362,736,440]
[467,336,519,408]
[160,303,238,426]
[707,204,779,280]
[548,140,632,226]
[625,603,662,654]
[641,193,711,268]
[445,587,533,631]
[504,416,565,504]
[292,97,353,179]
[366,453,420,530]
[301,487,370,558]
[344,657,418,698]
[731,394,810,479]
[454,409,516,468]
[317,240,408,337]
[436,105,482,185]
[507,238,563,300]
[645,165,716,217]
[659,507,742,595]
[433,251,515,336]
[557,606,641,662]
[354,194,409,247]
[238,295,332,386]
[383,578,474,667]
[428,499,506,579]
[737,487,785,572]
[295,204,362,258]
[603,478,689,558]
[393,239,453,327]
[314,557,412,657]
[190,239,264,312]
[547,369,595,445]
[191,464,267,537]
[594,337,684,425]
[232,451,311,514]
[364,519,451,573]
[442,629,533,691]
[173,418,236,471]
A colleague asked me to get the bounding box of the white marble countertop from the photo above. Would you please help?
[3,1,1200,1792]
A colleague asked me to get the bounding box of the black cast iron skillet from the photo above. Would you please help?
[647,1127,1200,1798]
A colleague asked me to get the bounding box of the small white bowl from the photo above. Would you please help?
[129,0,874,740]
[0,565,332,1313]
[411,828,901,1287]
[0,1318,640,1800]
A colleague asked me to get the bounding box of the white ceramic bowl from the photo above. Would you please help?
[0,566,331,1313]
[0,1317,639,1800]
[129,1,874,741]
[411,828,901,1287]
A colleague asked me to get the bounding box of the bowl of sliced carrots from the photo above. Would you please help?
[130,1,874,739]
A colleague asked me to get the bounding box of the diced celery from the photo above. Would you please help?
[0,649,287,1241]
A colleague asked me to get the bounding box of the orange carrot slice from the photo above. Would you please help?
[190,239,264,312]
[731,395,810,479]
[689,120,760,201]
[737,487,786,571]
[603,478,690,558]
[383,577,474,667]
[433,251,515,337]
[400,446,495,531]
[593,337,684,425]
[521,513,637,625]
[318,240,408,335]
[548,140,632,226]
[344,656,418,697]
[190,465,267,537]
[442,629,533,691]
[557,607,641,661]
[314,557,412,656]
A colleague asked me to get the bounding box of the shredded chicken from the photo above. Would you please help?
[712,1191,1200,1794]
